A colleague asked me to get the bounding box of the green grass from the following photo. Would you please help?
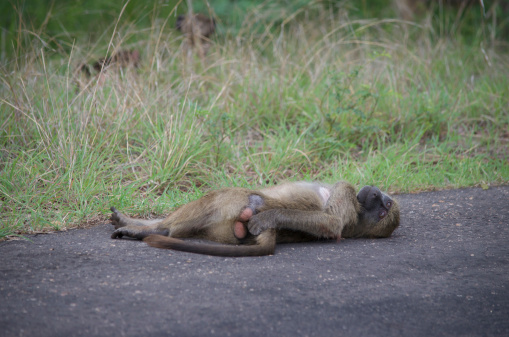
[1,2,508,238]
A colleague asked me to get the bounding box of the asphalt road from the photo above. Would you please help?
[1,186,508,337]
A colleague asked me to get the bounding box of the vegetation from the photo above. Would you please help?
[1,0,508,238]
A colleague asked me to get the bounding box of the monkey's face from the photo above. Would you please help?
[357,186,395,225]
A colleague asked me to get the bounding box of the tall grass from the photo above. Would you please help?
[1,1,508,238]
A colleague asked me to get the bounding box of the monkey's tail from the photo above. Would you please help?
[143,230,276,257]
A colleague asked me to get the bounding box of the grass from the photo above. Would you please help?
[1,1,508,239]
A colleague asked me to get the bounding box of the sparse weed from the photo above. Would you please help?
[0,1,508,238]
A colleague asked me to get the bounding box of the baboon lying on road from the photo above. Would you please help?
[110,181,400,257]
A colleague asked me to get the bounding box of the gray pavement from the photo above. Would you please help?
[1,186,508,337]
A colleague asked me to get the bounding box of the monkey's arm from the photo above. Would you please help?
[247,209,347,239]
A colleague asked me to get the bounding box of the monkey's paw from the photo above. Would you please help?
[247,212,276,236]
[111,227,130,239]
[111,226,146,239]
[109,207,131,229]
[111,226,169,240]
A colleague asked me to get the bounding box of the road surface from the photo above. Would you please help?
[1,186,508,336]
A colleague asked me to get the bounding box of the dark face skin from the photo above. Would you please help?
[357,185,394,225]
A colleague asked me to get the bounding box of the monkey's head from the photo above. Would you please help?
[176,14,216,37]
[354,185,400,238]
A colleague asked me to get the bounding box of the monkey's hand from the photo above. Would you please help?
[247,210,279,236]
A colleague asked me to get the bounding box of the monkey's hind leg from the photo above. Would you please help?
[110,207,168,240]
[110,207,164,229]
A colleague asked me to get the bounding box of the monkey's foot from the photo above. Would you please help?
[110,207,137,229]
[111,225,169,240]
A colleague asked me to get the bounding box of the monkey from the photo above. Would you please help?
[74,49,140,92]
[395,0,483,21]
[72,63,94,92]
[110,181,400,257]
[176,13,216,58]
[92,49,140,73]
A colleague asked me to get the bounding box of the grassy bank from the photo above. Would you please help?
[1,2,508,238]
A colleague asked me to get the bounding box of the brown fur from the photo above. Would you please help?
[93,50,140,73]
[74,49,140,92]
[176,13,216,58]
[395,0,481,20]
[110,181,400,257]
